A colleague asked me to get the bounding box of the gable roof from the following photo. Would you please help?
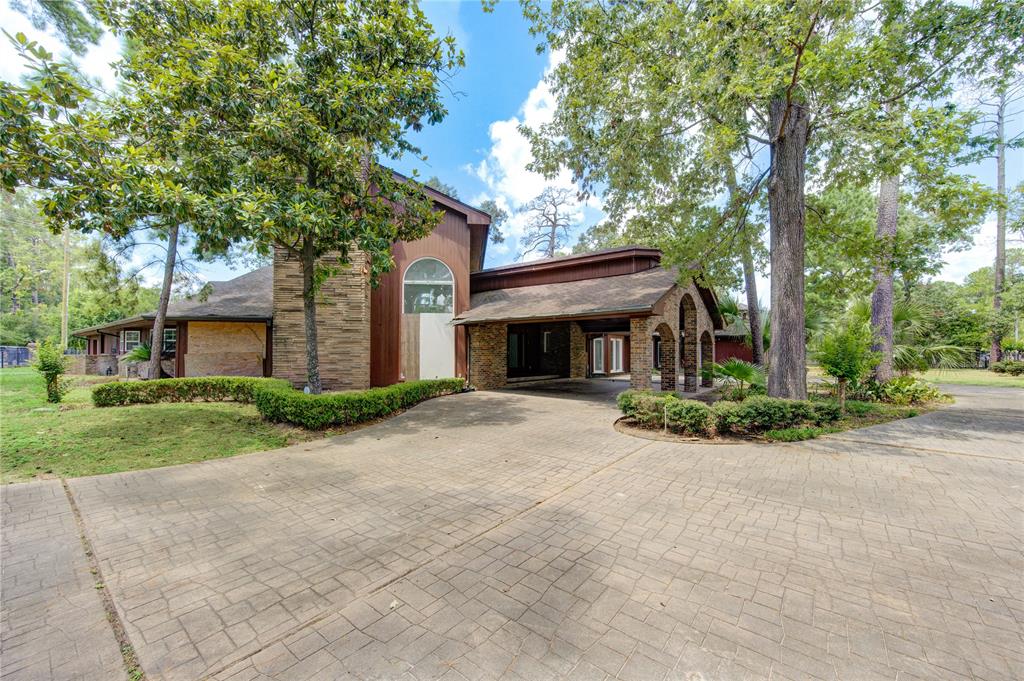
[73,267,273,336]
[455,266,682,325]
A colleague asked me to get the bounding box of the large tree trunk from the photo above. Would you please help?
[766,97,810,399]
[741,234,765,366]
[992,89,1006,363]
[871,174,900,382]
[300,238,323,394]
[147,222,179,380]
[60,228,70,348]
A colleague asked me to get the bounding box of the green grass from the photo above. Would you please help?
[918,368,1024,388]
[1,368,317,483]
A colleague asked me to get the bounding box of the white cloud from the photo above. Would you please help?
[468,49,602,262]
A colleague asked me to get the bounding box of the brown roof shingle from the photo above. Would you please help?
[456,267,680,325]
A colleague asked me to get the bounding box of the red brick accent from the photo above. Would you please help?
[629,317,653,390]
[469,322,508,390]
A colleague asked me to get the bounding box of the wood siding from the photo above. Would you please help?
[471,248,661,293]
[370,209,471,386]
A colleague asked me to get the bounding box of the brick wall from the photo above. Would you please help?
[629,317,653,390]
[569,322,587,379]
[272,247,371,390]
[631,280,715,394]
[184,321,266,378]
[469,322,507,390]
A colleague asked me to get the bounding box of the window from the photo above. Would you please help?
[163,328,177,353]
[543,331,552,353]
[403,258,454,314]
[123,330,141,352]
[610,337,623,373]
[508,332,523,369]
[592,337,605,374]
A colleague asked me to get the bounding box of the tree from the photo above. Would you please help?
[817,321,877,413]
[516,0,1006,399]
[97,0,462,393]
[518,187,576,259]
[9,0,103,57]
[425,176,459,198]
[975,73,1024,362]
[478,198,508,245]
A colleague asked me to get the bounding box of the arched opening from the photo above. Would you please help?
[654,322,676,392]
[679,294,698,391]
[700,330,714,387]
[403,257,455,379]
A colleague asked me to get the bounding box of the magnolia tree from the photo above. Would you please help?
[95,0,463,393]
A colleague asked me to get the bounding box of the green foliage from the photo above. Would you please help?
[619,392,839,437]
[32,338,68,403]
[123,342,150,363]
[703,358,765,399]
[616,391,712,436]
[991,360,1024,376]
[711,396,826,435]
[874,376,946,405]
[254,379,466,430]
[764,427,824,442]
[9,0,103,56]
[817,322,878,385]
[92,377,292,407]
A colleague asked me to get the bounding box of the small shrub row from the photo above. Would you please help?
[253,378,466,429]
[93,377,291,407]
[617,391,842,437]
[991,360,1024,376]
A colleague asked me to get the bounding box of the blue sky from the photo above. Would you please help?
[1,0,1018,297]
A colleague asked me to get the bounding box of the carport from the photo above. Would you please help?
[456,260,723,395]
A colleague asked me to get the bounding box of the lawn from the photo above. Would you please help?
[918,368,1024,388]
[1,368,318,483]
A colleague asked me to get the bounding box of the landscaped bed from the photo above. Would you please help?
[616,387,946,443]
[1,369,465,483]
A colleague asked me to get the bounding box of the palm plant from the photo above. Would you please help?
[703,358,766,399]
[848,299,969,374]
[124,342,151,363]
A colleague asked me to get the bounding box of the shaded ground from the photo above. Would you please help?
[1,384,1021,681]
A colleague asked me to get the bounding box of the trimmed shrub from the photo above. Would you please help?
[811,401,842,425]
[254,378,466,429]
[991,360,1024,376]
[765,427,823,442]
[93,377,294,407]
[712,396,838,435]
[663,400,712,436]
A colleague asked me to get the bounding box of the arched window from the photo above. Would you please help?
[403,258,454,314]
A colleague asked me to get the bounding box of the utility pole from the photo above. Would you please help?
[61,228,70,348]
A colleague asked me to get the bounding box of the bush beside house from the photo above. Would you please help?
[93,375,467,429]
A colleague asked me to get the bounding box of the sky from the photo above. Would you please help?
[2,0,1020,302]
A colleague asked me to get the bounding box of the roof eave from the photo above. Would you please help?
[454,305,654,326]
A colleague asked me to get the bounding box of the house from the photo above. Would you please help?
[75,186,723,393]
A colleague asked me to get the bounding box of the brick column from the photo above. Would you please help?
[569,322,587,378]
[629,318,652,391]
[469,322,508,390]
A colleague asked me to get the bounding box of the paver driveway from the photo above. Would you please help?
[1,383,1021,681]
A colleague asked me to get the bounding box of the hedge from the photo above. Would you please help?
[618,390,841,437]
[991,360,1024,376]
[253,378,466,429]
[92,377,292,407]
[93,376,467,430]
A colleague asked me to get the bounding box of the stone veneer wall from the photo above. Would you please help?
[569,322,587,379]
[272,247,371,390]
[629,318,654,390]
[469,322,508,390]
[84,355,119,376]
[185,321,266,378]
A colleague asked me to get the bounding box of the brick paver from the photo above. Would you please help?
[2,382,1022,681]
[0,481,124,680]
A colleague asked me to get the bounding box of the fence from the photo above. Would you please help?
[0,346,31,368]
